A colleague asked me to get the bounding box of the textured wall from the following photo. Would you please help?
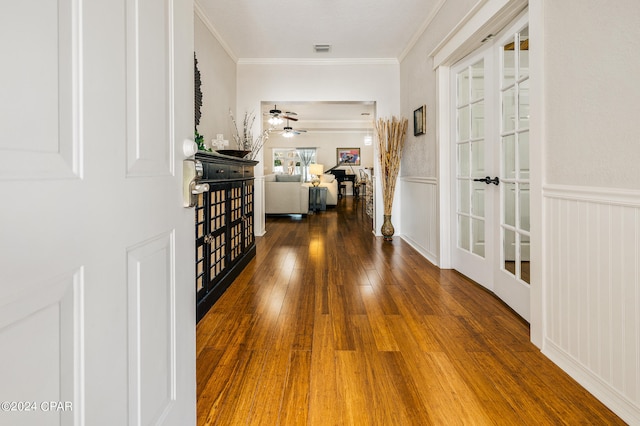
[545,0,640,190]
[400,0,477,178]
[195,14,237,147]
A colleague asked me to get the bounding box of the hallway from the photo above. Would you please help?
[196,197,623,425]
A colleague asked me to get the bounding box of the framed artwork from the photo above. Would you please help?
[337,148,361,166]
[414,105,426,136]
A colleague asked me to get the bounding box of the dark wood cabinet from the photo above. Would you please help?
[194,152,257,322]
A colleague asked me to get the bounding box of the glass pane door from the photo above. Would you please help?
[500,24,530,285]
[456,58,487,257]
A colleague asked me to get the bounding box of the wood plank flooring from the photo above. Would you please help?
[197,197,624,425]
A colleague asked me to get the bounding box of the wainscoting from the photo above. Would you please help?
[400,177,439,266]
[543,184,640,424]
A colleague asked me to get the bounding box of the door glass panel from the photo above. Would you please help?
[503,228,516,275]
[455,59,486,259]
[518,131,529,179]
[458,69,469,106]
[471,102,484,138]
[459,179,470,214]
[502,135,516,179]
[458,143,469,176]
[471,60,484,100]
[519,183,530,232]
[503,182,516,227]
[471,140,484,176]
[458,106,470,140]
[472,182,485,217]
[519,26,529,79]
[502,37,516,87]
[472,218,485,256]
[502,86,516,132]
[459,215,470,251]
[519,79,530,129]
[520,233,530,283]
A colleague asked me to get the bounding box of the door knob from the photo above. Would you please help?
[183,159,205,207]
[473,176,500,185]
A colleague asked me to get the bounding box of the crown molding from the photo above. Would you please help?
[237,58,399,66]
[194,0,238,63]
[398,0,448,62]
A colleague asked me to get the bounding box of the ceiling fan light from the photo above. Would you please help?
[283,131,294,138]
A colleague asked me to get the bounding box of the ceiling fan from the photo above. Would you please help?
[280,118,307,138]
[264,104,298,125]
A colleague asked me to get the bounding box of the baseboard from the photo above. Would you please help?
[543,339,640,425]
[401,234,439,267]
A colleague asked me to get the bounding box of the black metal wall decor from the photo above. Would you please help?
[194,52,203,128]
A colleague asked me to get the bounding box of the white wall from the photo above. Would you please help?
[540,1,640,423]
[400,0,477,178]
[545,0,640,190]
[398,0,478,266]
[194,13,236,146]
[237,61,400,235]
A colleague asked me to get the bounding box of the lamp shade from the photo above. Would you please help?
[309,164,324,176]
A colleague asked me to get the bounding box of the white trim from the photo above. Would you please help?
[528,0,544,349]
[543,184,640,207]
[194,0,238,63]
[544,333,640,425]
[430,0,527,69]
[402,234,439,266]
[398,0,448,62]
[237,58,399,66]
[436,66,452,268]
[401,176,437,185]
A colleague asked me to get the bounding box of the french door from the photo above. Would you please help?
[451,13,531,321]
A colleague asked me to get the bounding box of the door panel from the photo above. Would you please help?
[494,16,531,320]
[451,12,531,322]
[451,49,495,288]
[0,1,195,425]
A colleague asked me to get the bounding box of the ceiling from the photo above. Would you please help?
[196,0,442,61]
[196,0,441,131]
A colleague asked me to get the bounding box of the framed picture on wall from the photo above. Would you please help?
[414,105,426,136]
[336,148,361,166]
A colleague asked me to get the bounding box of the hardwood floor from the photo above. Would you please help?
[196,197,624,425]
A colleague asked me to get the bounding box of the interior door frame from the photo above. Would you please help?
[430,0,543,346]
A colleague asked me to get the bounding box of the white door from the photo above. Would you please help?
[451,47,497,288]
[0,1,195,425]
[451,13,531,321]
[493,16,531,320]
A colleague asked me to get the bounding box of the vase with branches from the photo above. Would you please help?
[375,116,408,241]
[229,109,270,161]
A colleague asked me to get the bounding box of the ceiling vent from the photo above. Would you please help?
[313,44,331,53]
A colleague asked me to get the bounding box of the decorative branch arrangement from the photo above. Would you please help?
[376,116,408,216]
[229,109,270,160]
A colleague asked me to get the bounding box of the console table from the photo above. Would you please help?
[194,152,258,322]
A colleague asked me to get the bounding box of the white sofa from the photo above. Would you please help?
[264,174,309,214]
[301,174,339,206]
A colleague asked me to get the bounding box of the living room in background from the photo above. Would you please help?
[272,147,316,180]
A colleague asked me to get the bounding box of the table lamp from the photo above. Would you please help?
[309,164,324,186]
